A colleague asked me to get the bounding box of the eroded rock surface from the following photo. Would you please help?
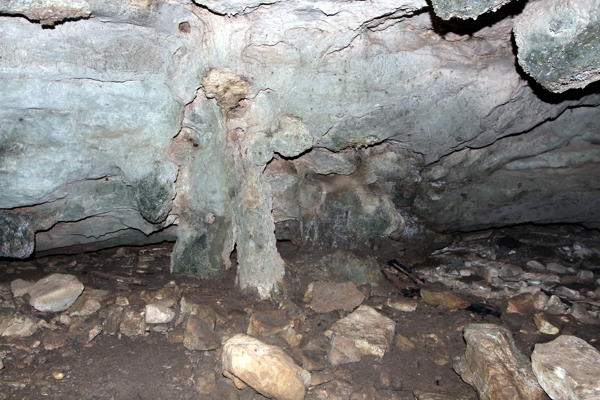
[0,0,599,297]
[514,0,600,93]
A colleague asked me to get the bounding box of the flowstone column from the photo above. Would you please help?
[202,68,313,298]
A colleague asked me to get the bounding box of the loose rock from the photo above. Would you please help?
[505,293,534,316]
[307,281,365,313]
[327,305,395,358]
[526,260,546,270]
[10,279,34,297]
[68,294,101,317]
[247,309,293,337]
[420,283,470,310]
[0,310,37,338]
[183,315,221,351]
[145,303,175,324]
[222,333,311,400]
[454,323,545,400]
[546,262,567,274]
[386,296,418,312]
[29,274,84,312]
[532,335,600,400]
[327,333,362,366]
[533,313,561,335]
[119,309,146,337]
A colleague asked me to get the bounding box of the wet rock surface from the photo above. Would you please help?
[0,224,599,399]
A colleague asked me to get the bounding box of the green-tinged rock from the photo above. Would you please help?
[514,0,600,93]
[0,213,34,259]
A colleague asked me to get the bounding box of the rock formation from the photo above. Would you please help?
[0,0,599,297]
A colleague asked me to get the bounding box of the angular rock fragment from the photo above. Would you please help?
[420,284,470,310]
[327,333,362,366]
[546,262,567,274]
[514,0,600,93]
[454,323,545,400]
[569,303,600,325]
[119,309,146,337]
[145,303,175,324]
[387,296,418,312]
[526,260,545,270]
[0,310,37,338]
[10,279,34,297]
[222,334,311,400]
[532,335,600,400]
[42,330,67,351]
[68,294,101,317]
[247,309,293,337]
[299,334,330,371]
[180,296,216,329]
[307,281,365,313]
[68,316,103,343]
[327,305,395,358]
[184,315,221,351]
[104,305,124,336]
[29,274,84,312]
[505,293,534,316]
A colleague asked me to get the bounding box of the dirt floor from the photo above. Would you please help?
[1,224,599,399]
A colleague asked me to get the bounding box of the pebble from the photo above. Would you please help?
[52,371,65,380]
[386,296,418,312]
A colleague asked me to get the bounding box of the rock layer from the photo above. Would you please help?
[0,0,599,296]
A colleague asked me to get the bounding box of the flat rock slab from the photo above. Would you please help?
[454,323,545,400]
[29,274,84,312]
[420,283,470,310]
[222,334,311,400]
[307,281,365,313]
[327,305,395,358]
[532,335,600,400]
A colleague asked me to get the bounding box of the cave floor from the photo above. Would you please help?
[1,225,599,399]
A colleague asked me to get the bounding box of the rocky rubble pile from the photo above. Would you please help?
[0,225,599,399]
